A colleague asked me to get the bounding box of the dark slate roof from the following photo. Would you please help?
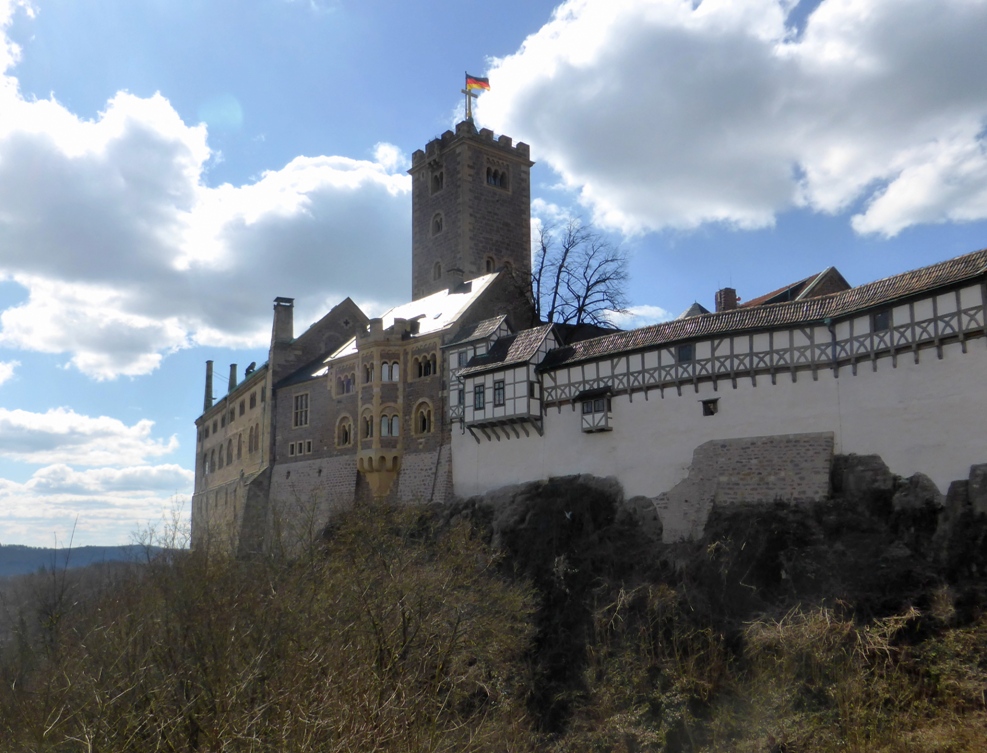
[459,324,554,376]
[678,301,711,319]
[740,267,850,308]
[540,249,987,371]
[443,315,508,347]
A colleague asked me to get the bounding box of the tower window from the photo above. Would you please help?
[433,261,442,281]
[431,170,444,194]
[486,166,509,189]
[431,213,443,235]
[485,257,496,273]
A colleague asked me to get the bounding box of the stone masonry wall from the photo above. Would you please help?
[655,432,834,542]
[396,446,453,504]
[267,455,359,550]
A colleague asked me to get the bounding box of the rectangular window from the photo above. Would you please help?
[871,309,891,332]
[293,393,309,427]
[701,398,719,416]
[676,343,694,363]
[289,442,296,457]
[493,380,505,406]
[305,439,313,454]
[474,384,485,410]
[239,400,245,416]
[458,387,464,406]
[250,392,257,409]
[457,350,468,368]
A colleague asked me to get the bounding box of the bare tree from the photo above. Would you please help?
[533,217,628,327]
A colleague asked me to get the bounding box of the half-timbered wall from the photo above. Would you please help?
[452,282,987,521]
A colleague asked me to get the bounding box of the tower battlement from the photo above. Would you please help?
[409,120,533,300]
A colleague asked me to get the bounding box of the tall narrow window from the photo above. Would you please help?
[237,434,242,459]
[381,362,391,382]
[493,380,505,407]
[390,415,400,436]
[474,384,485,410]
[293,393,309,427]
[433,261,442,281]
[431,213,443,235]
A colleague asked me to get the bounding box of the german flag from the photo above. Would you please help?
[465,73,490,91]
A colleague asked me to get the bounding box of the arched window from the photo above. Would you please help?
[381,362,391,382]
[203,451,210,474]
[237,433,242,460]
[432,261,442,281]
[248,426,254,454]
[362,413,374,439]
[217,448,223,469]
[364,363,374,383]
[430,354,436,375]
[485,256,495,273]
[431,213,443,235]
[380,415,390,437]
[416,403,432,434]
[337,416,353,447]
[227,440,233,465]
[391,415,400,436]
[431,171,443,193]
[390,361,399,381]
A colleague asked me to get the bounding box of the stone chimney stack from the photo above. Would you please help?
[272,297,295,344]
[446,266,465,291]
[228,363,237,393]
[715,287,738,312]
[203,360,214,412]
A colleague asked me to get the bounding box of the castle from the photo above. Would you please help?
[192,119,987,551]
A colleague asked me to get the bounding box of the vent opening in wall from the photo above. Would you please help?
[701,398,719,417]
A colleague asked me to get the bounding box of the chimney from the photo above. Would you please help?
[272,297,294,345]
[715,287,738,312]
[228,363,237,393]
[447,266,465,291]
[203,360,214,412]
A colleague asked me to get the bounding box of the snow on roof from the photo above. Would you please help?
[311,273,499,375]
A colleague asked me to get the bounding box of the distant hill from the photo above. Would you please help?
[0,545,161,578]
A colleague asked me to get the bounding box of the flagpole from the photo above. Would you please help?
[461,88,478,121]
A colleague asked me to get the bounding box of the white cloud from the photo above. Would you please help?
[607,304,673,329]
[0,10,410,380]
[0,408,178,466]
[477,0,987,238]
[0,359,17,385]
[0,468,189,548]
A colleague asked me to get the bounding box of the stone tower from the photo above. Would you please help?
[409,120,534,300]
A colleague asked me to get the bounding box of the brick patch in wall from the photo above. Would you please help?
[655,432,834,542]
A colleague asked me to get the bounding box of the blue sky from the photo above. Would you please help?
[2,0,987,546]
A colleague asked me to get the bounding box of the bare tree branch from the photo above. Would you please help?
[534,218,627,326]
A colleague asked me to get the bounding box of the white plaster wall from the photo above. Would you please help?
[453,339,987,501]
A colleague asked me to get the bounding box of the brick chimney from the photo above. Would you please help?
[715,287,738,312]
